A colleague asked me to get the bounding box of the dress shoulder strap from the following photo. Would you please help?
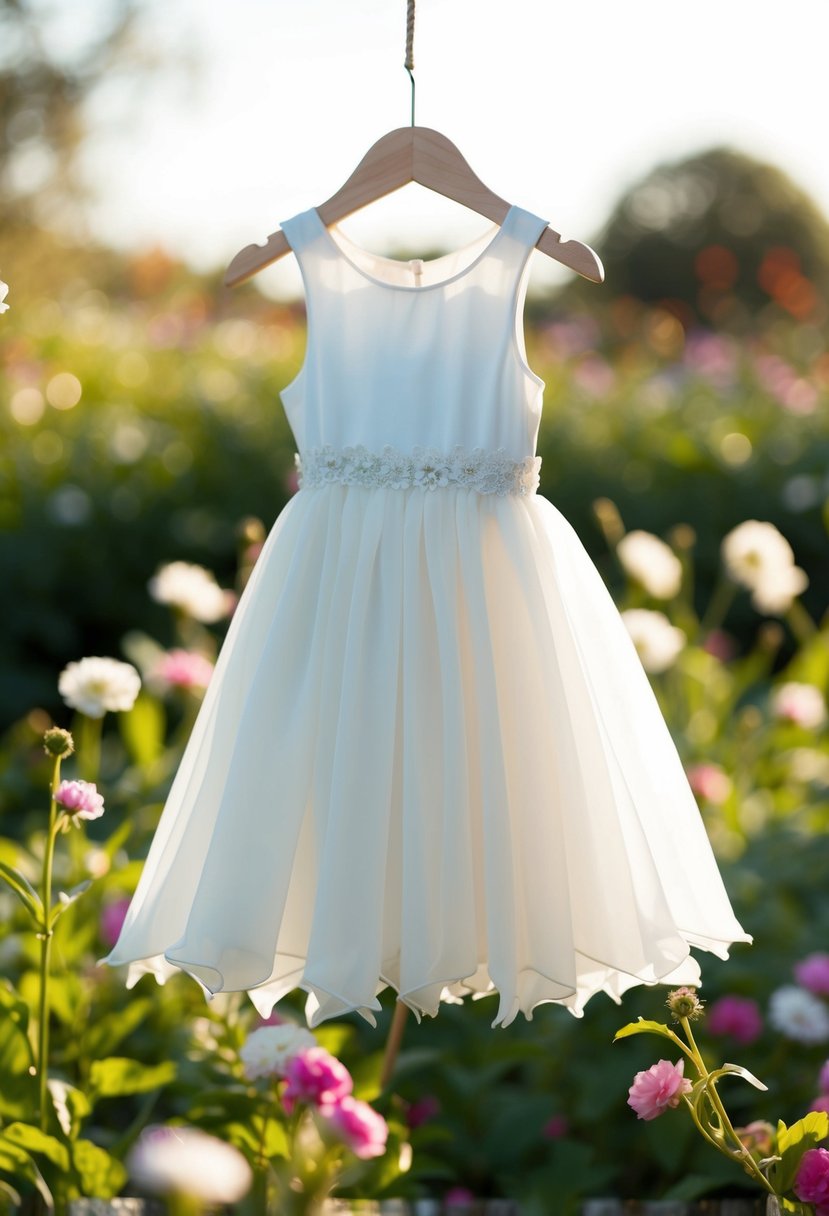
[498,206,551,272]
[278,209,321,258]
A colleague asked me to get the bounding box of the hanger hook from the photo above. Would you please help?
[405,0,416,126]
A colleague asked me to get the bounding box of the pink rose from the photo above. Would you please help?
[99,898,131,948]
[54,779,105,822]
[702,630,737,662]
[282,1047,352,1114]
[795,1147,829,1207]
[627,1059,692,1121]
[811,1096,829,1116]
[706,995,764,1045]
[325,1095,388,1159]
[795,954,829,996]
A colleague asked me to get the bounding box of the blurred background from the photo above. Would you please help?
[1,1,829,1209]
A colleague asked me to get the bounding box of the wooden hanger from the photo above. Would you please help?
[223,125,605,288]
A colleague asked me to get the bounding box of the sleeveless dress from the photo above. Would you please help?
[103,204,751,1028]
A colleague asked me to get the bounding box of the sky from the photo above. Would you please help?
[75,0,829,300]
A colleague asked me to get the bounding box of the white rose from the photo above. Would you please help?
[617,530,683,599]
[750,565,809,615]
[58,656,141,718]
[722,521,800,590]
[621,609,686,673]
[768,985,829,1045]
[772,682,827,729]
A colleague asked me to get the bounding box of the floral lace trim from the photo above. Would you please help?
[295,444,541,497]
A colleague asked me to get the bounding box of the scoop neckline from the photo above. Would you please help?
[311,205,517,293]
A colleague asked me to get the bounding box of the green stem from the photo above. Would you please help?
[37,757,61,1133]
[77,711,103,784]
[699,576,738,638]
[785,599,817,644]
[681,1018,775,1195]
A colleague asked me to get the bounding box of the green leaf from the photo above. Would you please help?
[81,998,154,1060]
[48,1080,91,1141]
[706,1063,769,1091]
[0,1137,54,1209]
[2,1124,69,1172]
[49,880,93,929]
[88,1056,176,1101]
[613,1018,683,1045]
[770,1112,829,1195]
[0,862,44,926]
[0,985,36,1119]
[71,1139,127,1200]
[119,692,165,766]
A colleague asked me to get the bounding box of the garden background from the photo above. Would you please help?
[1,0,829,1211]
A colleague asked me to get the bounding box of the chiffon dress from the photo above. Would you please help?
[103,204,751,1027]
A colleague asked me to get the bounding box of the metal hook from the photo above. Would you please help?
[406,65,416,126]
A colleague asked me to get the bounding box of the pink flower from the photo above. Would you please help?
[406,1095,441,1129]
[737,1121,775,1157]
[445,1188,475,1205]
[706,995,764,1045]
[100,898,131,947]
[627,1059,692,1121]
[282,1047,352,1114]
[810,1096,829,1116]
[795,954,829,996]
[325,1095,388,1159]
[795,1147,829,1207]
[153,649,214,691]
[54,779,105,822]
[542,1114,570,1140]
[686,763,732,806]
[701,630,737,662]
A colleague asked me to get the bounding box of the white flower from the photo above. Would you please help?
[750,565,809,614]
[148,560,228,622]
[58,656,141,718]
[127,1124,252,1203]
[621,609,686,673]
[239,1023,317,1080]
[768,985,829,1044]
[722,520,807,600]
[0,280,9,314]
[617,530,683,599]
[772,682,827,729]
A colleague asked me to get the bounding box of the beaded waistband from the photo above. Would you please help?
[295,444,541,497]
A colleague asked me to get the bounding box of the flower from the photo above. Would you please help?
[810,1097,829,1116]
[152,649,215,691]
[820,1060,829,1094]
[127,1124,252,1203]
[282,1046,353,1114]
[0,280,9,313]
[666,987,704,1021]
[773,684,827,730]
[736,1121,775,1159]
[42,727,75,758]
[405,1095,441,1129]
[706,995,763,1045]
[794,1147,829,1208]
[445,1188,476,1205]
[702,630,737,662]
[325,1095,389,1159]
[54,779,105,822]
[617,530,683,599]
[627,1059,692,1121]
[100,898,131,948]
[768,986,829,1045]
[795,954,829,996]
[239,1023,317,1080]
[58,656,141,718]
[621,609,686,673]
[148,560,229,622]
[542,1114,570,1140]
[686,763,733,806]
[721,521,808,613]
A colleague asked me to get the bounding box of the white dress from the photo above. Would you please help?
[104,204,751,1028]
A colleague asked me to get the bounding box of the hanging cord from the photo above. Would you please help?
[405,0,416,126]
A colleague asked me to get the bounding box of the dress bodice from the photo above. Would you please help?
[278,205,551,468]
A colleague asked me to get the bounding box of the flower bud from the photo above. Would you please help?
[666,986,705,1021]
[43,727,75,758]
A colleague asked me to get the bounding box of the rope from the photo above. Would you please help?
[405,0,415,126]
